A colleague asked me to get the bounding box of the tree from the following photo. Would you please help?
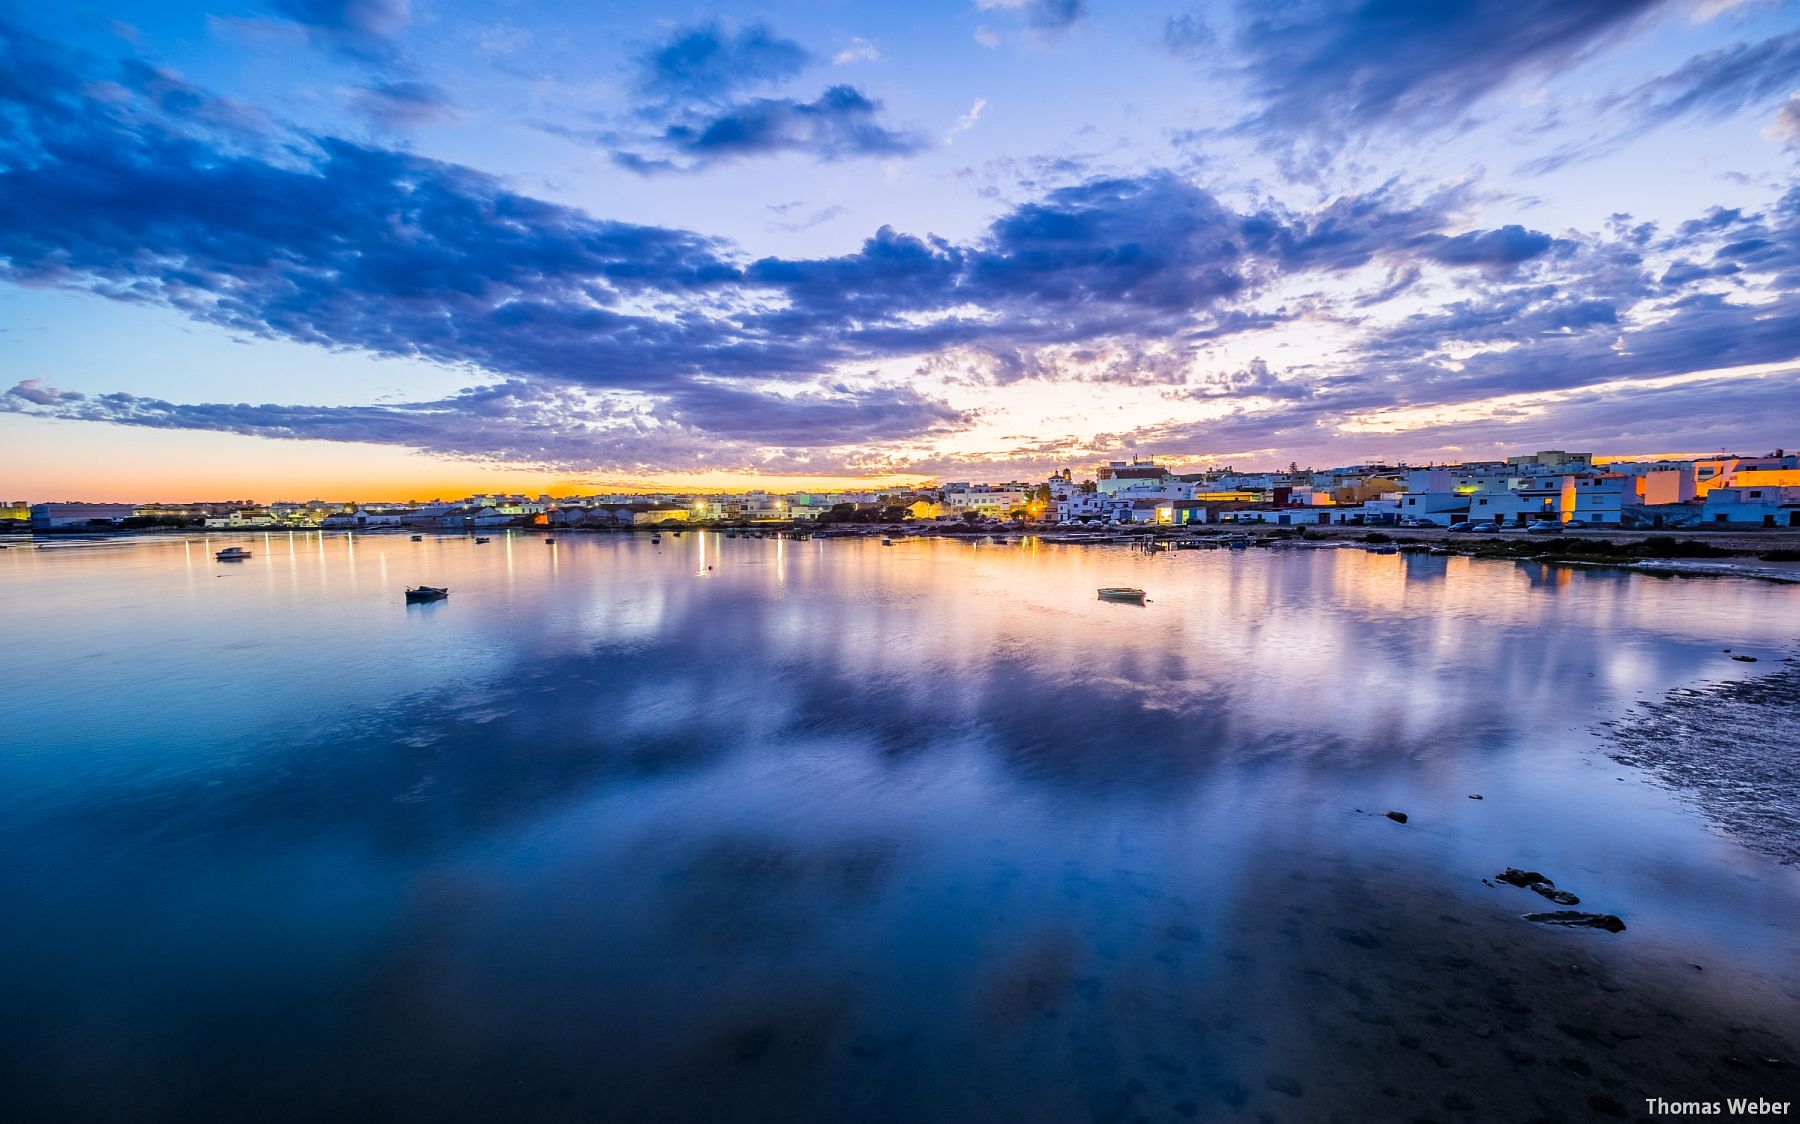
[961,510,984,525]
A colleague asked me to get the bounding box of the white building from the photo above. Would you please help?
[1702,485,1800,527]
[29,502,136,529]
[944,487,1028,516]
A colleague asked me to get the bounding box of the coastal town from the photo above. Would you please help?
[10,446,1800,535]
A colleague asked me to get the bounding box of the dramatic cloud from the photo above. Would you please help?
[633,22,810,102]
[1231,0,1663,144]
[2,15,1795,474]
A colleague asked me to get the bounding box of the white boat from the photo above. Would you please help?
[215,546,252,561]
[1097,587,1147,604]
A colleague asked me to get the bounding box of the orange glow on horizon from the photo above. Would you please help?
[0,415,936,503]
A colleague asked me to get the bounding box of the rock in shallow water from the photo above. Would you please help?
[1496,868,1546,887]
[1524,911,1626,933]
[1495,867,1582,905]
[1385,810,1408,823]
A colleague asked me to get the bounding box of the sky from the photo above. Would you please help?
[2,0,1798,501]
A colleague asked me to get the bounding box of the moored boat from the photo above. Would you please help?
[1097,587,1147,604]
[405,585,449,602]
[215,546,252,561]
[475,536,491,544]
[411,535,423,542]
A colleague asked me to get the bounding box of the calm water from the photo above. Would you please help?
[3,531,1798,1121]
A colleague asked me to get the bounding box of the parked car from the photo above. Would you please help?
[1399,518,1430,528]
[1453,521,1499,533]
[1526,521,1563,533]
[1564,519,1588,529]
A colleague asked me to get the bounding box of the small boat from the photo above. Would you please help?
[405,585,449,602]
[881,538,894,546]
[545,537,556,544]
[1097,587,1147,604]
[475,536,491,544]
[215,546,252,561]
[411,535,423,542]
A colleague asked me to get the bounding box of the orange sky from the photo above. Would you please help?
[0,415,934,502]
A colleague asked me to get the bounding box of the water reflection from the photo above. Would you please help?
[1,534,1796,1121]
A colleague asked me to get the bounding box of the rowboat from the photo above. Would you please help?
[215,546,252,561]
[405,586,448,602]
[1097,587,1147,604]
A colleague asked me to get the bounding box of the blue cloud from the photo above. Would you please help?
[620,85,926,171]
[635,22,811,102]
[271,0,410,37]
[978,0,1087,33]
[1521,30,1800,174]
[348,78,457,128]
[1160,13,1215,60]
[1231,0,1662,145]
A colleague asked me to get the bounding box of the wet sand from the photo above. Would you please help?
[1606,657,1800,866]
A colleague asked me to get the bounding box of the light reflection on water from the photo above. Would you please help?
[2,532,1797,1121]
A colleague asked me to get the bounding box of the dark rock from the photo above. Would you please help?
[1385,810,1408,823]
[1732,654,1758,662]
[1524,911,1626,932]
[1496,868,1548,887]
[1495,867,1581,903]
